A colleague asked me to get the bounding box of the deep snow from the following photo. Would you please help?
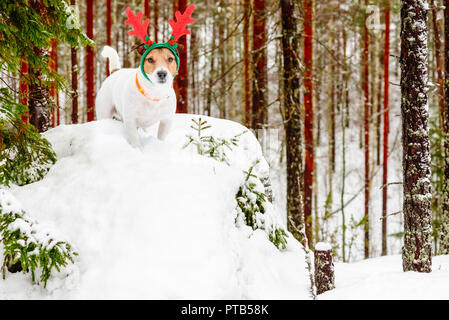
[318,254,449,300]
[0,114,312,299]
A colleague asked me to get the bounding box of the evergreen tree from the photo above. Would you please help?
[0,0,91,186]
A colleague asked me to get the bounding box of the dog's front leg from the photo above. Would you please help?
[124,121,142,149]
[157,117,173,141]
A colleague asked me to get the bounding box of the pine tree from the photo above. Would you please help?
[382,0,391,256]
[400,0,432,272]
[441,0,449,254]
[363,0,371,259]
[280,0,305,245]
[251,0,268,137]
[85,0,95,122]
[303,0,314,248]
[0,0,91,186]
[175,0,189,113]
[243,0,251,127]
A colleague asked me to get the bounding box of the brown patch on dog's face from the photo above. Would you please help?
[143,48,177,76]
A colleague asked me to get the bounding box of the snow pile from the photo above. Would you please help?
[318,254,449,300]
[0,114,311,299]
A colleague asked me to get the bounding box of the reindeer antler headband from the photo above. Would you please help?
[125,4,196,82]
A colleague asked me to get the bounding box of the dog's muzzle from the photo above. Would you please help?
[157,70,168,83]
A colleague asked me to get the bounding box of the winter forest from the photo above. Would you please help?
[0,0,448,300]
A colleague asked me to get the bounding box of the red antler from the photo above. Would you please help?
[168,4,196,45]
[124,7,150,44]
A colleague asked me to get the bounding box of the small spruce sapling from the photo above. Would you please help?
[236,162,288,250]
[183,117,247,165]
[0,190,77,288]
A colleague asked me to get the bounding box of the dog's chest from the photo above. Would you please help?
[135,98,172,127]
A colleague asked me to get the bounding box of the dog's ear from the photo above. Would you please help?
[132,43,147,56]
[174,44,182,55]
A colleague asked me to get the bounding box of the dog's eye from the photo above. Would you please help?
[168,57,174,63]
[147,58,154,63]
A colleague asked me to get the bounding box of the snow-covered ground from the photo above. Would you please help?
[0,115,311,299]
[318,254,449,300]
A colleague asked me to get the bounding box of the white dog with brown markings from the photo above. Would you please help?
[96,5,195,149]
[96,46,177,148]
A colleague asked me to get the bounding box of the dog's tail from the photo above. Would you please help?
[101,46,121,73]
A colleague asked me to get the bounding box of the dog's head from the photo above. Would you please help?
[137,46,177,88]
[125,5,195,92]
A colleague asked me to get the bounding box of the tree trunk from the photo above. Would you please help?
[28,47,51,132]
[175,0,188,113]
[49,38,58,127]
[363,0,370,259]
[382,0,390,256]
[19,59,28,124]
[154,0,159,43]
[106,0,112,77]
[430,0,445,122]
[251,0,267,137]
[314,243,335,295]
[218,1,227,119]
[281,0,305,245]
[86,0,95,122]
[70,0,78,124]
[441,0,449,254]
[243,0,251,127]
[400,0,432,272]
[303,0,314,248]
[28,1,51,133]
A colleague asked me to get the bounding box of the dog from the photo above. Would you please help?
[96,45,177,149]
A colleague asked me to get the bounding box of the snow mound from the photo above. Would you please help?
[1,114,311,299]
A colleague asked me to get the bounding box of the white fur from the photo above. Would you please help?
[96,46,176,149]
[101,45,121,71]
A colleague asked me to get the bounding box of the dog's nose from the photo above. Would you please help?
[157,71,167,81]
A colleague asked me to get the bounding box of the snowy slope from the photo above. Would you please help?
[0,114,312,299]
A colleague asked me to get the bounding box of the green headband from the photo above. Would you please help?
[140,38,179,83]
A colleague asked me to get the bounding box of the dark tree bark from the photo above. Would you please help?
[400,0,432,272]
[441,0,449,254]
[281,0,305,245]
[303,0,314,248]
[314,244,335,295]
[251,0,267,136]
[85,0,95,122]
[27,0,51,132]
